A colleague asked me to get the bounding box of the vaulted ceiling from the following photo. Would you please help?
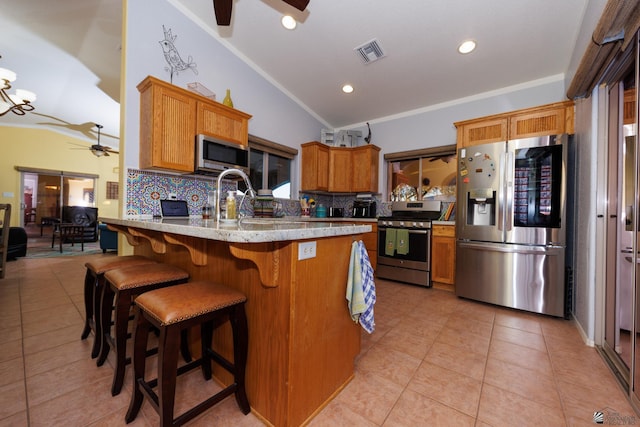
[0,0,592,150]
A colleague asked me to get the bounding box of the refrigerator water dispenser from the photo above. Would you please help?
[466,188,496,226]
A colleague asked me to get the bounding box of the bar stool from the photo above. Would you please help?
[81,256,156,358]
[98,263,190,396]
[125,281,250,426]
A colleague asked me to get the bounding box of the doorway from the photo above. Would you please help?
[599,33,639,409]
[19,168,97,242]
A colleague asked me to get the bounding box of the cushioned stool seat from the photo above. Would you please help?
[125,281,250,427]
[82,256,156,359]
[98,263,190,396]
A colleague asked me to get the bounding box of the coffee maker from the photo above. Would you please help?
[352,197,377,218]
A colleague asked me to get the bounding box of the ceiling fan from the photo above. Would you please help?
[88,124,118,157]
[213,0,310,26]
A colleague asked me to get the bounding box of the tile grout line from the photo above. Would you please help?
[18,271,32,426]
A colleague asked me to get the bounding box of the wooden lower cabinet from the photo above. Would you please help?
[361,221,377,271]
[431,224,455,291]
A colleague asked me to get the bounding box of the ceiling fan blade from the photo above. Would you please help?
[282,0,309,11]
[213,0,233,26]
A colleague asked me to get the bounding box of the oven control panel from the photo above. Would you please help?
[378,219,431,229]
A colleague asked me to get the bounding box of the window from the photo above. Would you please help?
[385,145,457,201]
[245,135,297,199]
[106,181,119,200]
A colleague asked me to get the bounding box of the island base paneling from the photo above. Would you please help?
[131,233,361,427]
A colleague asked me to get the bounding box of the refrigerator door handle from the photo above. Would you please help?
[457,240,563,255]
[504,150,514,232]
[498,151,505,232]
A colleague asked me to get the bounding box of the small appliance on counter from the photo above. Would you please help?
[352,195,377,218]
[328,207,344,218]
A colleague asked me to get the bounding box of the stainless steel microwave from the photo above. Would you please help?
[195,134,249,175]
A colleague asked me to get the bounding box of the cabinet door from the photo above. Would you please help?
[509,107,566,139]
[196,101,250,146]
[329,148,352,192]
[431,225,456,287]
[361,222,378,271]
[351,145,380,193]
[301,142,330,191]
[139,80,196,173]
[456,118,508,148]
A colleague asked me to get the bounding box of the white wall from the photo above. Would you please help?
[346,77,568,196]
[122,0,326,209]
[123,0,578,205]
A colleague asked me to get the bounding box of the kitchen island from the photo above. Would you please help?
[100,216,372,427]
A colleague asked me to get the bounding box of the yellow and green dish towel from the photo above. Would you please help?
[396,229,409,254]
[385,228,410,255]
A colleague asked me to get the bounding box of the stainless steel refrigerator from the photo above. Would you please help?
[455,134,571,317]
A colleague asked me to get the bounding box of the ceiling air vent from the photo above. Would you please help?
[354,39,386,64]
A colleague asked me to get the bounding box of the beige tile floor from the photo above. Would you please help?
[1,248,637,426]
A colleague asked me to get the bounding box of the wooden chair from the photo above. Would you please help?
[0,204,11,279]
[51,223,85,253]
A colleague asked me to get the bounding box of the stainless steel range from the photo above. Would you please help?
[377,200,441,287]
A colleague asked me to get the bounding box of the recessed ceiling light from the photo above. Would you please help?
[342,84,354,94]
[281,15,297,30]
[458,40,476,54]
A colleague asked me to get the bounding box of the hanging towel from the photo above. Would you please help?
[357,240,376,333]
[396,229,410,255]
[346,241,366,321]
[345,240,376,334]
[385,228,397,255]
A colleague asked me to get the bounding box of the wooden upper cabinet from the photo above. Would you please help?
[455,100,575,148]
[456,117,508,148]
[197,101,251,146]
[301,142,380,193]
[351,145,381,193]
[138,76,197,173]
[510,106,567,139]
[137,76,251,173]
[328,148,352,192]
[301,142,330,191]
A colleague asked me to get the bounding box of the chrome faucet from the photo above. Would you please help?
[216,168,256,222]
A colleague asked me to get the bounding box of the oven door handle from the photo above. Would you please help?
[379,227,429,235]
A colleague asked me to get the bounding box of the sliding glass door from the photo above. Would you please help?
[19,168,97,227]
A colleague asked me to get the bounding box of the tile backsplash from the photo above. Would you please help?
[126,169,388,218]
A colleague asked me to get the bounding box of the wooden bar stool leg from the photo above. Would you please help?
[90,276,106,359]
[180,329,192,363]
[200,320,213,380]
[125,307,150,423]
[80,269,95,340]
[158,325,181,426]
[111,289,133,396]
[96,284,114,367]
[231,304,250,414]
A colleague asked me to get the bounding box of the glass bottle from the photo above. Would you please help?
[202,190,216,219]
[223,89,234,108]
[226,191,237,219]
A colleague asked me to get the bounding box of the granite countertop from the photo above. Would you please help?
[286,216,377,223]
[432,220,455,225]
[100,216,372,244]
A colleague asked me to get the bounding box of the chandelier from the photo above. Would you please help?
[0,56,36,116]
